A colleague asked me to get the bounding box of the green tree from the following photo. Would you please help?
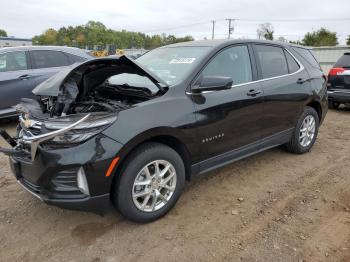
[42,28,58,45]
[32,21,194,49]
[257,23,274,40]
[302,28,338,47]
[289,40,303,45]
[0,29,7,37]
[346,35,350,45]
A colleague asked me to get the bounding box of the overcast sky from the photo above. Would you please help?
[1,0,350,44]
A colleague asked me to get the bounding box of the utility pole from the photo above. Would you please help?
[226,18,235,39]
[211,20,216,40]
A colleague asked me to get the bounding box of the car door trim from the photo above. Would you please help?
[191,128,293,175]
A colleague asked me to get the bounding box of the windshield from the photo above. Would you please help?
[107,73,159,93]
[136,46,211,85]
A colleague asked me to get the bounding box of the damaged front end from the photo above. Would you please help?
[0,56,167,161]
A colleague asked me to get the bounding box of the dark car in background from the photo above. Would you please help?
[0,46,94,118]
[327,52,350,109]
[0,40,327,222]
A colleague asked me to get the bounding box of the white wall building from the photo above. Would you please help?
[312,46,350,74]
[0,37,32,48]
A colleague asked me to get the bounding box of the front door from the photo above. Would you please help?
[0,51,35,111]
[190,45,264,169]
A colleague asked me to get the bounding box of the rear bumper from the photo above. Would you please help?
[328,90,350,103]
[8,134,123,214]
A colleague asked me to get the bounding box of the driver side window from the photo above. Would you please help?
[202,45,252,85]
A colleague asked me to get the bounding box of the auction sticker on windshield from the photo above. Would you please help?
[169,58,196,64]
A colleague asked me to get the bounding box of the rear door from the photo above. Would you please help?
[191,44,264,166]
[0,50,36,111]
[253,44,310,139]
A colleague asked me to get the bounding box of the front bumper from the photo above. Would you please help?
[8,133,123,214]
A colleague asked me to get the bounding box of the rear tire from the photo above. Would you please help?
[328,101,340,109]
[285,107,319,154]
[113,142,185,223]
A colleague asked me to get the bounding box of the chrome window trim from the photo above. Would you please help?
[186,47,305,95]
[232,47,305,88]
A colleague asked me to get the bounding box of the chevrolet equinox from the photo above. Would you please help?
[0,40,327,223]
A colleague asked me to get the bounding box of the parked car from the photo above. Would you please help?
[327,52,350,109]
[0,46,94,118]
[0,40,327,223]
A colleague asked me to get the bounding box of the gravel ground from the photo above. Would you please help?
[0,108,349,262]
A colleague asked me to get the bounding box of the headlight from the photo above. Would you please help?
[43,115,117,145]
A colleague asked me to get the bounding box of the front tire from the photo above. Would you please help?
[113,142,185,223]
[285,106,319,154]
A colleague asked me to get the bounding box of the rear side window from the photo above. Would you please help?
[292,47,320,69]
[334,54,350,68]
[31,50,70,69]
[65,53,87,64]
[285,51,300,73]
[255,45,288,78]
[0,51,27,72]
[201,45,253,85]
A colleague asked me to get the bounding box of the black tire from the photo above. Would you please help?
[328,101,340,109]
[113,142,185,223]
[285,106,319,154]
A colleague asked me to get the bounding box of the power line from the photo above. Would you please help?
[144,21,210,33]
[142,17,350,34]
[236,17,350,22]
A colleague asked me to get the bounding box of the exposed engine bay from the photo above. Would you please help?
[0,56,168,160]
[37,83,148,118]
[26,56,167,118]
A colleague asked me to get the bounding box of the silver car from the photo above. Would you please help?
[0,46,93,118]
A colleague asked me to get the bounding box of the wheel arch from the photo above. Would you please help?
[306,100,322,121]
[109,128,193,194]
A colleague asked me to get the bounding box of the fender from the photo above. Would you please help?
[106,126,195,180]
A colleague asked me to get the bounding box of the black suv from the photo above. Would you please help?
[327,52,350,109]
[0,40,327,223]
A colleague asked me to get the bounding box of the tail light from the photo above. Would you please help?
[328,67,345,77]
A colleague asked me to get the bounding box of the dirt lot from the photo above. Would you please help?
[0,108,349,262]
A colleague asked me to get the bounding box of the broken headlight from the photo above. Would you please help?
[43,115,117,145]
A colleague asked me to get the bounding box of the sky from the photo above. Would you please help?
[1,0,350,44]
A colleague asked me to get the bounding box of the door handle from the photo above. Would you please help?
[246,89,261,97]
[18,74,32,80]
[296,78,312,84]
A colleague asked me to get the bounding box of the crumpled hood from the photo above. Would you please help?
[32,55,168,97]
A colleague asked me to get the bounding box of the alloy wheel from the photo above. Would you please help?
[132,160,177,212]
[299,115,316,147]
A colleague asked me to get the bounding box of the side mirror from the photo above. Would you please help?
[192,75,233,94]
